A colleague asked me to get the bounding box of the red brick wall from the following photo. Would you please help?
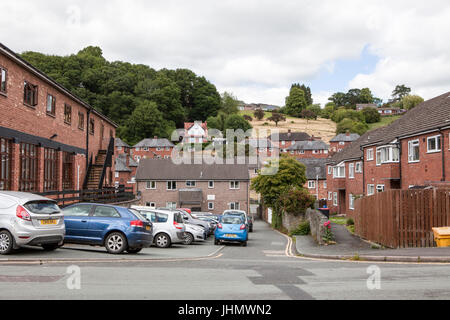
[132,147,174,160]
[330,141,351,153]
[304,179,328,200]
[363,146,400,193]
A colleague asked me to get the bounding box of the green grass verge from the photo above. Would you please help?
[368,115,401,130]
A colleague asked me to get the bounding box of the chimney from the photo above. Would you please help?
[288,130,292,138]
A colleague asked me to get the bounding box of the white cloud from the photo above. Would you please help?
[1,0,450,106]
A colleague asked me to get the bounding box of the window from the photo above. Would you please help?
[308,181,316,189]
[93,206,121,218]
[166,202,177,210]
[63,204,93,217]
[19,143,38,192]
[367,148,374,161]
[427,135,442,153]
[62,152,74,190]
[115,172,119,178]
[78,112,85,130]
[208,181,214,189]
[333,193,338,206]
[333,165,345,178]
[349,163,355,179]
[0,67,7,94]
[208,202,214,210]
[186,181,196,187]
[145,202,156,208]
[135,148,140,152]
[339,142,346,146]
[0,138,12,190]
[323,181,327,189]
[230,181,240,189]
[89,118,95,135]
[46,94,56,116]
[166,147,171,151]
[376,185,385,193]
[349,194,355,210]
[408,140,420,162]
[328,192,333,201]
[356,162,362,173]
[377,146,400,165]
[146,181,156,189]
[143,147,149,151]
[167,181,177,190]
[229,202,240,210]
[24,81,38,106]
[64,104,72,124]
[367,184,375,196]
[43,148,58,192]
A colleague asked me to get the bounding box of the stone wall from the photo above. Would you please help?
[282,213,305,233]
[306,208,329,245]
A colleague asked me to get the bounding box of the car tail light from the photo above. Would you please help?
[16,205,31,221]
[240,224,246,230]
[174,221,183,230]
[217,223,223,229]
[130,220,144,228]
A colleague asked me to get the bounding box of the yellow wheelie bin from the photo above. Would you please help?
[432,228,450,247]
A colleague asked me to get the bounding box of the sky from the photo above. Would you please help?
[2,0,450,107]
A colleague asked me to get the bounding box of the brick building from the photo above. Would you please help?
[327,92,450,216]
[329,133,360,153]
[136,159,250,214]
[0,43,117,193]
[132,138,175,162]
[184,121,208,144]
[269,130,311,153]
[113,138,138,192]
[298,158,328,200]
[287,140,330,159]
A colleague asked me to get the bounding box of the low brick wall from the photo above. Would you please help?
[306,208,329,245]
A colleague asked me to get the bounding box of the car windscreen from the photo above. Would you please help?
[24,201,60,214]
[222,216,244,225]
[140,211,168,223]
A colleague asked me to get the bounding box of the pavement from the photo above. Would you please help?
[294,223,450,263]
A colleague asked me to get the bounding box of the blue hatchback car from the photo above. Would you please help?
[214,215,248,247]
[62,203,153,254]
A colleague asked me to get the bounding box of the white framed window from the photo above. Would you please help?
[135,147,140,151]
[367,148,374,161]
[299,150,305,155]
[145,202,156,208]
[355,162,362,173]
[146,181,156,190]
[328,192,333,201]
[349,194,355,210]
[427,135,441,153]
[167,181,177,190]
[156,147,162,151]
[323,181,327,189]
[308,181,316,189]
[115,172,119,178]
[324,150,328,154]
[135,156,141,162]
[377,146,400,165]
[349,163,355,179]
[229,202,240,210]
[230,181,240,189]
[166,147,171,151]
[408,140,420,163]
[376,185,385,193]
[333,192,338,206]
[367,184,375,196]
[339,142,346,146]
[208,202,214,210]
[166,202,177,210]
[208,181,214,189]
[333,165,345,178]
[143,147,149,151]
[117,146,122,151]
[186,181,196,187]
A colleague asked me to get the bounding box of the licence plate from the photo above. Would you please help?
[40,219,58,225]
[146,226,151,231]
[225,234,238,238]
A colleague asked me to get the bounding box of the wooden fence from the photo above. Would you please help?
[354,189,450,248]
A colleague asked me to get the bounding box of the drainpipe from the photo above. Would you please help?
[398,139,402,189]
[360,146,365,195]
[439,128,446,182]
[86,109,91,171]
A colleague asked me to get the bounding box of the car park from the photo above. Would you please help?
[0,191,65,255]
[183,223,207,245]
[62,203,153,254]
[214,215,248,246]
[131,206,186,248]
[176,209,212,235]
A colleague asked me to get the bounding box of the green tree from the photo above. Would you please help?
[254,109,265,121]
[336,118,369,136]
[220,92,240,114]
[392,85,411,102]
[331,108,364,123]
[400,95,424,110]
[301,109,317,122]
[267,112,286,127]
[285,87,307,117]
[320,103,336,119]
[223,114,253,132]
[291,84,313,106]
[362,107,381,124]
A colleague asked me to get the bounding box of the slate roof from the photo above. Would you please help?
[298,158,328,180]
[287,140,329,151]
[115,154,131,172]
[115,138,130,148]
[136,159,250,181]
[269,132,311,142]
[134,138,175,148]
[330,133,360,143]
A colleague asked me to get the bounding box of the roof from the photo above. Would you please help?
[115,138,130,148]
[136,159,250,181]
[115,153,139,172]
[185,122,208,132]
[287,140,329,151]
[330,133,360,143]
[361,92,450,147]
[134,138,175,148]
[270,132,311,142]
[0,43,118,128]
[297,158,328,180]
[356,104,377,109]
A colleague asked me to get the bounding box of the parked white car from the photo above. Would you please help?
[184,223,207,245]
[131,206,186,248]
[0,192,65,255]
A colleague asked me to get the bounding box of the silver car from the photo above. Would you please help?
[0,192,65,255]
[184,223,207,245]
[131,206,186,248]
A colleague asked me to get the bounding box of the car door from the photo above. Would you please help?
[87,205,122,244]
[63,204,94,242]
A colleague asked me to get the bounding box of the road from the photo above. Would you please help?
[1,220,450,300]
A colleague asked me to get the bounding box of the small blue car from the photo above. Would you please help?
[62,203,153,254]
[214,215,248,247]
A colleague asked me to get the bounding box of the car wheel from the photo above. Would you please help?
[154,233,171,248]
[105,232,128,254]
[42,244,60,251]
[242,241,248,247]
[183,233,194,245]
[0,230,14,255]
[127,248,142,254]
[214,239,220,245]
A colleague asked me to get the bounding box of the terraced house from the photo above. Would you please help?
[0,43,117,193]
[327,92,450,216]
[132,137,175,161]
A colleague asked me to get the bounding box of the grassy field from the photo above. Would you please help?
[368,115,401,130]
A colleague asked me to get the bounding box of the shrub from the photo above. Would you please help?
[346,218,355,226]
[243,115,253,122]
[290,221,311,236]
[254,109,265,120]
[362,107,381,124]
[280,188,315,217]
